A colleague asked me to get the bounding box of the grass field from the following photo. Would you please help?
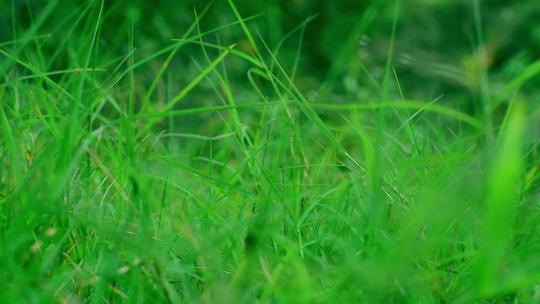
[1,0,540,303]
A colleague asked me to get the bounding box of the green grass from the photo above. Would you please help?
[1,0,540,303]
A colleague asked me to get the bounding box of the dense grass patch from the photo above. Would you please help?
[1,0,540,302]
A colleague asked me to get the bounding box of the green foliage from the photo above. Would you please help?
[1,0,540,302]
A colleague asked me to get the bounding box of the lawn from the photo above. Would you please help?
[1,0,540,302]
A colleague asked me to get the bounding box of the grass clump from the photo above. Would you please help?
[1,0,540,303]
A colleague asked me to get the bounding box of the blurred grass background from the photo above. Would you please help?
[3,0,539,96]
[1,0,540,303]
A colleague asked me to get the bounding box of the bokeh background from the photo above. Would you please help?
[2,0,539,100]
